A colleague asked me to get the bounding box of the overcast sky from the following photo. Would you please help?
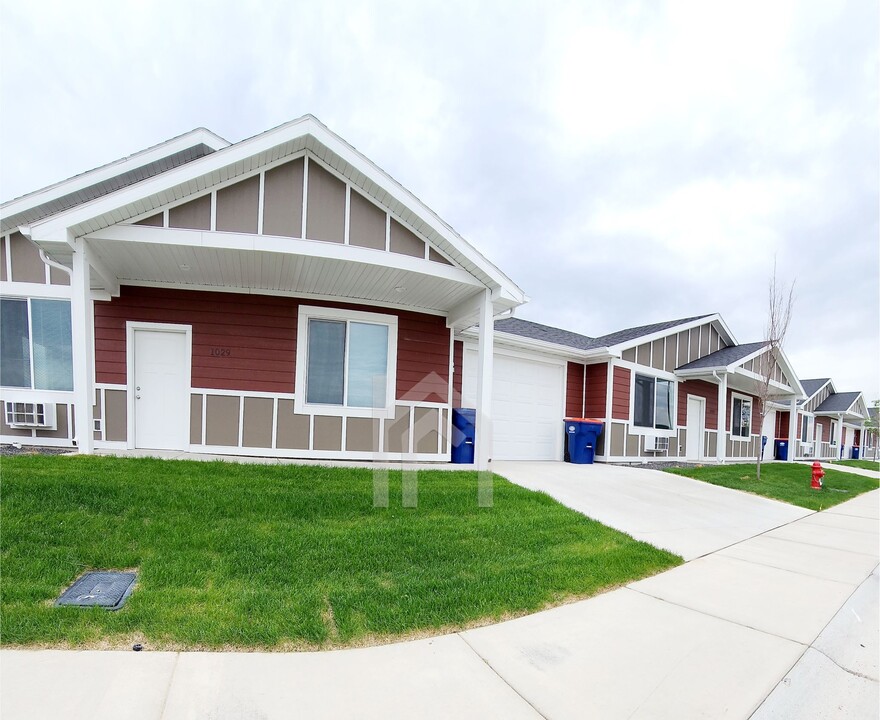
[2,0,877,400]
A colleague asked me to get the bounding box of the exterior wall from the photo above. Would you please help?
[584,362,607,417]
[677,379,719,430]
[723,388,762,460]
[611,366,630,420]
[91,285,452,458]
[452,340,463,407]
[804,383,833,413]
[565,362,585,418]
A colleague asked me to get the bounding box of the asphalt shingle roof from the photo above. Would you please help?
[675,342,766,371]
[1,143,217,234]
[494,315,713,353]
[814,392,861,414]
[800,378,831,401]
[494,318,596,351]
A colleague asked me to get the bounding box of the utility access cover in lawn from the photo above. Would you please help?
[56,572,137,610]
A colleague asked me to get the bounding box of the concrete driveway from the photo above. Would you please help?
[493,460,812,560]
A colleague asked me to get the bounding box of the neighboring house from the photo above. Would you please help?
[864,405,879,460]
[771,378,870,461]
[457,313,805,463]
[0,116,527,468]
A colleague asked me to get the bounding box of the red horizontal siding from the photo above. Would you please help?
[776,411,790,439]
[452,340,463,407]
[94,285,450,400]
[565,362,585,418]
[677,379,719,430]
[585,362,607,418]
[611,366,630,420]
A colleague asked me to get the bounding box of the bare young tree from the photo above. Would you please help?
[754,264,795,481]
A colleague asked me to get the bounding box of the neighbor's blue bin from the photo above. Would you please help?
[852,446,860,460]
[774,439,788,461]
[451,408,476,464]
[564,418,604,464]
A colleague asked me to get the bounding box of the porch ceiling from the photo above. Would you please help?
[86,237,485,314]
[678,369,797,399]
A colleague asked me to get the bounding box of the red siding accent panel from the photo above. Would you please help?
[94,286,450,401]
[677,379,719,430]
[776,411,790,439]
[611,366,631,420]
[565,362,585,418]
[452,340,463,407]
[585,362,608,418]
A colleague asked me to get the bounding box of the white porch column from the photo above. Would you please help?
[787,397,798,462]
[835,414,845,458]
[70,236,95,453]
[474,288,494,471]
[716,372,727,463]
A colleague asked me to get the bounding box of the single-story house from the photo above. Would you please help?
[0,116,527,468]
[456,313,807,463]
[769,378,870,461]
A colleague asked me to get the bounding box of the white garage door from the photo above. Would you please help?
[462,349,565,461]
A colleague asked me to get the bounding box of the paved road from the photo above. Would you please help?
[2,484,877,719]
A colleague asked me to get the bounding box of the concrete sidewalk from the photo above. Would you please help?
[2,490,877,719]
[493,460,812,560]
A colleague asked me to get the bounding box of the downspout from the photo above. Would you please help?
[38,249,72,277]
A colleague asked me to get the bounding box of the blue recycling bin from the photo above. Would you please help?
[451,408,476,464]
[852,446,860,460]
[761,435,768,454]
[774,439,788,461]
[564,418,604,464]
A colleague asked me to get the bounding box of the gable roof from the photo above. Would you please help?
[495,318,596,351]
[798,378,832,404]
[17,115,525,306]
[676,342,766,371]
[814,391,862,414]
[1,128,229,234]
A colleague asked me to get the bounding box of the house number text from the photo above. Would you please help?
[210,348,231,357]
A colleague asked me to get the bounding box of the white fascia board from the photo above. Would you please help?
[607,313,737,354]
[1,128,229,218]
[28,114,526,306]
[85,224,483,288]
[802,378,834,403]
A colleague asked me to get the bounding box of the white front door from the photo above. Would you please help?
[762,410,776,461]
[133,328,189,450]
[685,396,704,461]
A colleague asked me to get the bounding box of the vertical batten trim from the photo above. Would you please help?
[301,156,309,240]
[201,393,207,446]
[344,185,351,245]
[385,213,391,252]
[271,397,278,450]
[162,209,169,227]
[237,395,245,448]
[257,171,265,235]
[4,234,11,279]
[210,191,217,231]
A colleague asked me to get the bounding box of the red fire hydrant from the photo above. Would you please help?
[811,462,825,490]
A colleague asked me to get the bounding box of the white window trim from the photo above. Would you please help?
[629,371,677,437]
[294,305,398,419]
[730,392,753,441]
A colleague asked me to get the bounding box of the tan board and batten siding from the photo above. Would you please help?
[92,286,452,457]
[134,154,454,266]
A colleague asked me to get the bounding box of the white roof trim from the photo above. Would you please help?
[607,313,738,353]
[1,128,229,218]
[25,115,525,304]
[801,378,835,403]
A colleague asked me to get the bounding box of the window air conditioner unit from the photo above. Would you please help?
[800,442,814,456]
[644,435,669,452]
[4,401,56,430]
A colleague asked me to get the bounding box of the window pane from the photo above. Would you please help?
[31,299,73,391]
[740,399,752,437]
[655,379,672,430]
[633,375,654,427]
[306,319,345,405]
[0,299,31,388]
[347,322,389,408]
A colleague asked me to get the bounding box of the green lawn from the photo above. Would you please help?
[666,462,879,511]
[831,459,880,472]
[0,456,679,650]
